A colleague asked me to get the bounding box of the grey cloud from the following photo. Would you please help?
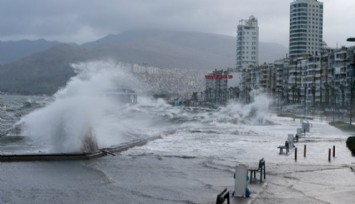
[0,0,354,47]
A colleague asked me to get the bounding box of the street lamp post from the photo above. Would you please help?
[347,37,355,125]
[276,85,284,114]
[350,82,353,125]
[349,64,354,126]
[304,85,307,117]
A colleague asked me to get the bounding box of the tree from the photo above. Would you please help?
[200,91,204,102]
[191,92,198,102]
[228,87,234,99]
[339,84,345,107]
[324,83,331,107]
[291,85,297,104]
[234,87,240,99]
[311,84,316,108]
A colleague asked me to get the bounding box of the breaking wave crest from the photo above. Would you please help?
[154,93,274,126]
[215,94,274,125]
[16,61,153,152]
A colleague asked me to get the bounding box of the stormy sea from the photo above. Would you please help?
[0,61,354,204]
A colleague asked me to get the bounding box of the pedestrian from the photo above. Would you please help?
[295,134,299,142]
[285,140,289,154]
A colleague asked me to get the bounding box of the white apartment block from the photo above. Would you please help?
[289,0,323,58]
[236,15,259,69]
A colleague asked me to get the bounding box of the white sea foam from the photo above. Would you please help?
[17,60,154,152]
[179,93,274,125]
[14,63,286,154]
[219,93,273,124]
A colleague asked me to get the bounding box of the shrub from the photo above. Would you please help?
[329,121,355,132]
[346,136,355,156]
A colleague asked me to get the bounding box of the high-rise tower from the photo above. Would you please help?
[289,0,323,58]
[236,15,259,69]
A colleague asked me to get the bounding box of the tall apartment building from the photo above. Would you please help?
[289,0,323,58]
[204,69,236,105]
[236,15,259,69]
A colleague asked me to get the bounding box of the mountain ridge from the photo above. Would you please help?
[0,29,287,95]
[0,39,60,64]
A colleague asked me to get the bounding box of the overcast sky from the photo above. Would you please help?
[0,0,354,48]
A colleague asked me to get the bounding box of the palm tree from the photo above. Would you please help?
[291,85,297,104]
[311,85,316,108]
[235,87,240,99]
[339,84,345,107]
[319,86,323,108]
[205,88,212,103]
[200,91,204,102]
[223,89,228,105]
[191,92,198,102]
[303,86,307,106]
[228,87,234,100]
[297,88,301,103]
[324,83,331,107]
[286,87,290,104]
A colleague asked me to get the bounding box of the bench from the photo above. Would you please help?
[215,188,230,204]
[278,140,291,155]
[248,158,265,183]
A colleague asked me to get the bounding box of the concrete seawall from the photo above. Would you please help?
[0,135,161,162]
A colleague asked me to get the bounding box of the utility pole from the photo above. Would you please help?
[350,55,355,126]
[347,38,355,126]
[350,59,354,126]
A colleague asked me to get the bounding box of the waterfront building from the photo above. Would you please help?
[287,58,301,103]
[229,44,355,111]
[302,55,321,108]
[271,46,355,108]
[274,58,290,102]
[240,64,260,103]
[259,63,275,93]
[204,69,231,105]
[327,47,351,107]
[236,15,259,69]
[289,0,324,58]
[204,69,241,105]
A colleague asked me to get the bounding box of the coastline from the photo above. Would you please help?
[1,111,355,203]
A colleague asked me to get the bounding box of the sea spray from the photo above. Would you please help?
[199,93,273,125]
[13,62,274,153]
[240,93,273,124]
[240,93,272,124]
[17,60,145,152]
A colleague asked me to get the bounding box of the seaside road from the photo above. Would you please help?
[252,165,355,204]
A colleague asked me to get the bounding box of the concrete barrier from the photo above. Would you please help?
[0,136,161,162]
[297,128,303,136]
[234,164,248,197]
[301,120,310,133]
[0,152,104,162]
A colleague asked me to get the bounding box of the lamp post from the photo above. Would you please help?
[276,85,284,114]
[347,37,355,125]
[304,84,307,117]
